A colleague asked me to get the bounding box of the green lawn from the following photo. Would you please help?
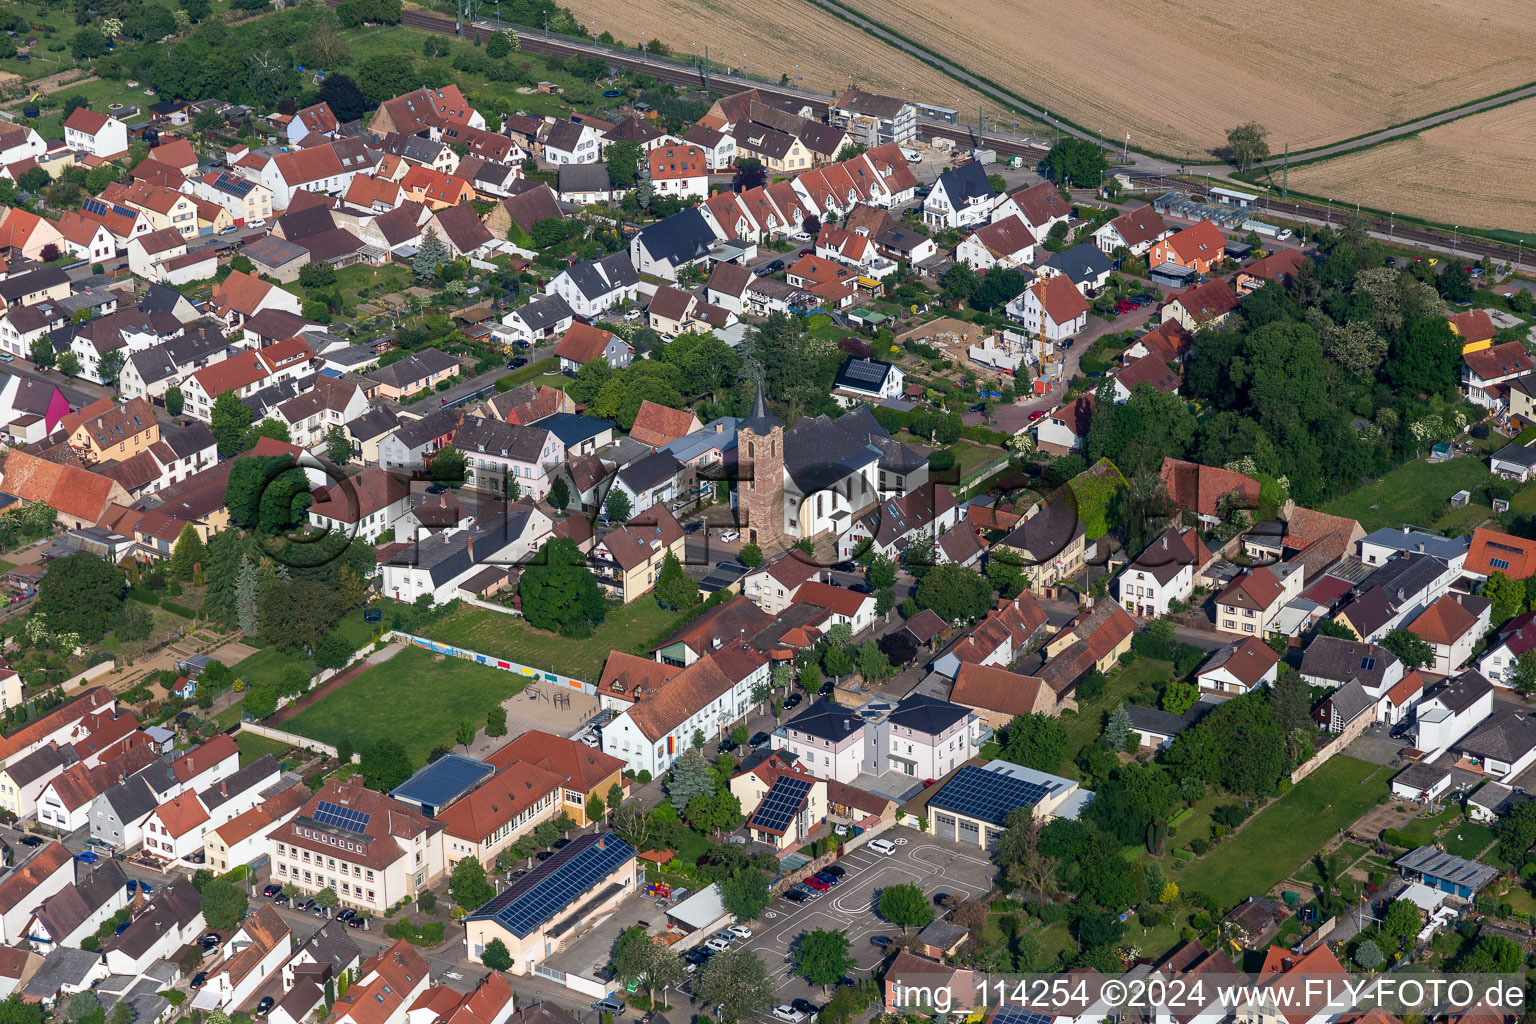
[1058,658,1173,776]
[282,645,529,767]
[1442,822,1497,860]
[1322,449,1496,533]
[233,731,297,768]
[230,607,383,686]
[1169,756,1391,908]
[279,262,415,316]
[1388,803,1460,847]
[421,601,688,683]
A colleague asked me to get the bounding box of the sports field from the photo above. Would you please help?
[1286,98,1536,232]
[282,646,528,767]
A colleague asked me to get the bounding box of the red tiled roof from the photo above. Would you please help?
[1031,275,1088,324]
[554,322,619,364]
[64,108,110,135]
[1163,219,1226,264]
[1105,206,1167,247]
[486,730,624,792]
[1450,309,1497,345]
[1241,247,1306,283]
[950,663,1054,717]
[1170,280,1239,324]
[1407,593,1481,646]
[1,449,127,524]
[647,144,706,181]
[629,400,700,448]
[434,760,565,843]
[794,580,874,619]
[1466,526,1536,579]
[967,215,1037,257]
[1464,340,1532,380]
[1160,457,1260,517]
[1116,352,1181,394]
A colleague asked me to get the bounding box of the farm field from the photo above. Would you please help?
[550,0,991,117]
[1285,98,1536,232]
[787,0,1536,155]
[282,646,528,767]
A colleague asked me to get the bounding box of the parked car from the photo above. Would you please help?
[246,218,266,228]
[783,693,802,710]
[791,1000,819,1017]
[813,871,840,886]
[75,852,97,864]
[719,529,740,542]
[867,839,897,856]
[802,876,831,892]
[347,915,365,928]
[784,889,810,903]
[263,884,282,897]
[336,909,357,922]
[870,935,893,948]
[728,924,752,939]
[773,1006,807,1023]
[218,226,238,236]
[296,898,316,912]
[190,974,207,990]
[256,998,274,1016]
[1115,299,1136,313]
[19,836,44,847]
[138,882,153,895]
[793,883,821,900]
[1028,409,1045,422]
[755,260,784,277]
[115,919,132,935]
[704,937,731,953]
[749,732,769,748]
[508,357,528,369]
[272,893,289,906]
[200,933,221,949]
[593,1000,625,1015]
[822,865,846,878]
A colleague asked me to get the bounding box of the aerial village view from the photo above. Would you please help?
[0,2,1526,1024]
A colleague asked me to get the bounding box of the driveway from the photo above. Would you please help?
[733,828,996,1003]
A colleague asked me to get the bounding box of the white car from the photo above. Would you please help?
[867,838,897,856]
[246,218,265,228]
[704,937,731,953]
[719,529,740,542]
[773,1006,807,1023]
[728,924,752,939]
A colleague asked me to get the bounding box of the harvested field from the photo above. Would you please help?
[1285,98,1536,233]
[555,0,991,117]
[725,0,1533,156]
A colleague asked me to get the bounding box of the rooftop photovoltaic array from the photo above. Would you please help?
[313,800,371,834]
[928,764,1053,826]
[843,359,887,384]
[748,774,812,834]
[472,833,636,937]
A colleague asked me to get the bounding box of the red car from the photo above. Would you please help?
[798,248,813,256]
[1115,299,1137,313]
[1028,409,1045,422]
[922,778,936,788]
[803,876,831,892]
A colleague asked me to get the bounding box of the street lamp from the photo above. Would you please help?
[493,0,499,28]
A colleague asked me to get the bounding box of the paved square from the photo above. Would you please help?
[736,827,997,1001]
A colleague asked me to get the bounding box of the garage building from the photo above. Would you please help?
[926,760,1091,851]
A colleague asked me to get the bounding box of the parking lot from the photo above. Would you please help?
[733,827,996,1005]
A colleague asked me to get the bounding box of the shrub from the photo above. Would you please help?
[161,601,196,619]
[127,588,161,605]
[1189,838,1211,856]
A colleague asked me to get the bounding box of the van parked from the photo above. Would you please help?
[867,838,897,856]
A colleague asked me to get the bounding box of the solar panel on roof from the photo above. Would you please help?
[313,800,371,833]
[928,764,1051,826]
[993,1009,1057,1024]
[749,775,812,834]
[485,834,636,937]
[82,196,109,217]
[843,360,887,384]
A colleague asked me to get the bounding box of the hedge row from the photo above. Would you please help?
[494,356,559,392]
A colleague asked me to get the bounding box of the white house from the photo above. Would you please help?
[545,252,639,318]
[1463,342,1534,409]
[1091,206,1170,258]
[1477,611,1536,687]
[1116,527,1209,618]
[1406,592,1493,676]
[1195,636,1281,696]
[378,506,552,607]
[541,120,604,164]
[647,144,710,198]
[922,162,994,229]
[954,215,1037,270]
[25,859,130,952]
[307,465,411,544]
[1033,394,1094,453]
[497,293,574,346]
[793,581,878,635]
[0,121,45,167]
[204,906,291,1010]
[777,701,870,783]
[1008,276,1089,342]
[831,356,905,407]
[0,842,73,945]
[600,643,769,777]
[103,884,205,977]
[1411,670,1495,758]
[63,109,128,158]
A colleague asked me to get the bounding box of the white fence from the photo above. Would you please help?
[236,721,343,760]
